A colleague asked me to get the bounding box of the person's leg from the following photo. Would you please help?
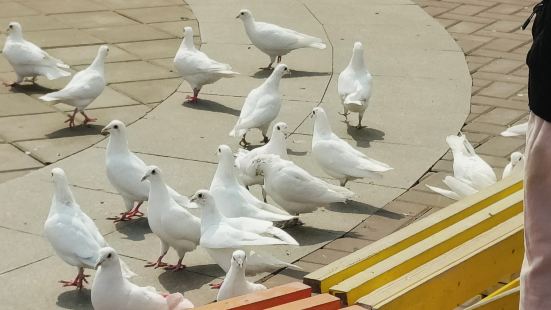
[521,112,551,309]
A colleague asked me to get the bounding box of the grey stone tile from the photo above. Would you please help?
[46,45,140,66]
[84,24,173,44]
[0,93,56,116]
[0,144,43,170]
[118,6,195,24]
[0,227,52,274]
[110,78,182,104]
[50,11,138,29]
[15,135,103,164]
[53,86,140,111]
[117,39,181,60]
[85,61,178,83]
[0,15,70,31]
[323,237,374,253]
[149,20,200,38]
[24,0,108,14]
[0,2,40,17]
[24,29,104,48]
[0,169,32,183]
[97,0,184,9]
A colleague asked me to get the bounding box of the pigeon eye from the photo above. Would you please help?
[241,12,244,15]
[113,125,118,129]
[218,148,221,152]
[276,126,280,130]
[107,253,112,258]
[198,193,203,198]
[151,170,156,175]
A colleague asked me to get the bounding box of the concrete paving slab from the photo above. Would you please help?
[24,29,104,48]
[0,93,56,116]
[0,15,70,32]
[14,135,105,164]
[97,0,185,9]
[117,6,195,24]
[0,144,43,170]
[45,44,140,66]
[117,39,181,60]
[0,56,12,73]
[149,20,200,38]
[50,11,138,29]
[23,0,108,14]
[83,61,178,84]
[0,226,52,274]
[0,2,40,17]
[110,78,182,104]
[0,169,32,183]
[84,24,174,44]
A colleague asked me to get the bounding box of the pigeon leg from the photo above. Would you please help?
[64,108,78,128]
[210,281,223,289]
[145,254,169,269]
[2,81,18,87]
[185,88,200,103]
[262,186,268,203]
[338,107,349,120]
[111,201,144,222]
[261,135,269,144]
[31,76,37,84]
[164,258,186,272]
[356,114,364,129]
[59,267,89,290]
[81,111,97,125]
[239,134,250,147]
[261,56,276,70]
[277,55,282,63]
[339,179,348,187]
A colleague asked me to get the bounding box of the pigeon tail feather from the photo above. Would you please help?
[309,42,327,49]
[425,184,460,200]
[265,226,299,245]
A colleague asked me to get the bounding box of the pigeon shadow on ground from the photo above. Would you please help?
[251,69,331,79]
[46,124,104,139]
[344,122,385,148]
[4,82,57,95]
[286,147,308,156]
[183,98,240,116]
[326,200,383,215]
[114,217,152,241]
[158,268,218,293]
[285,224,346,246]
[56,288,93,310]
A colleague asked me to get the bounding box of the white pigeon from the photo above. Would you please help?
[217,250,267,301]
[92,247,194,310]
[311,107,392,186]
[44,168,135,289]
[337,42,373,129]
[142,166,201,271]
[39,45,108,127]
[190,189,299,278]
[2,22,70,86]
[425,175,478,201]
[235,121,289,189]
[174,26,238,103]
[210,145,295,222]
[101,120,192,222]
[500,122,528,137]
[502,151,524,179]
[236,9,326,69]
[250,154,355,216]
[229,64,290,146]
[446,134,497,189]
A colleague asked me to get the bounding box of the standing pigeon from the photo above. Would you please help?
[250,154,355,217]
[92,247,194,310]
[500,122,528,137]
[174,26,238,103]
[229,64,289,146]
[44,168,135,289]
[142,166,200,271]
[236,9,326,69]
[217,250,267,301]
[235,122,289,188]
[337,42,373,128]
[447,134,497,189]
[502,151,524,179]
[190,189,298,279]
[39,45,108,127]
[2,22,70,86]
[311,107,392,186]
[210,145,294,222]
[101,120,191,222]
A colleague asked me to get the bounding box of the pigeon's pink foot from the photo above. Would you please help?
[164,259,185,272]
[145,257,168,269]
[209,281,223,289]
[83,117,97,125]
[2,81,17,87]
[125,208,144,218]
[59,273,89,290]
[185,95,198,103]
[64,116,76,128]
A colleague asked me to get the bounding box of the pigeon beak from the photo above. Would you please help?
[187,201,199,209]
[140,175,148,182]
[235,14,240,19]
[100,127,109,136]
[190,196,197,203]
[238,262,243,268]
[309,113,314,119]
[95,258,104,269]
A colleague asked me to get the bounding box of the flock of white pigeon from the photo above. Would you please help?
[1,8,526,310]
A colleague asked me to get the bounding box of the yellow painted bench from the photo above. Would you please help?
[464,278,520,310]
[304,174,523,294]
[329,190,523,304]
[357,214,524,309]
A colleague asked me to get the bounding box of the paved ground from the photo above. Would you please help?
[0,0,474,308]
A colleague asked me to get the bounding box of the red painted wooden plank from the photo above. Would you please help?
[266,294,341,310]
